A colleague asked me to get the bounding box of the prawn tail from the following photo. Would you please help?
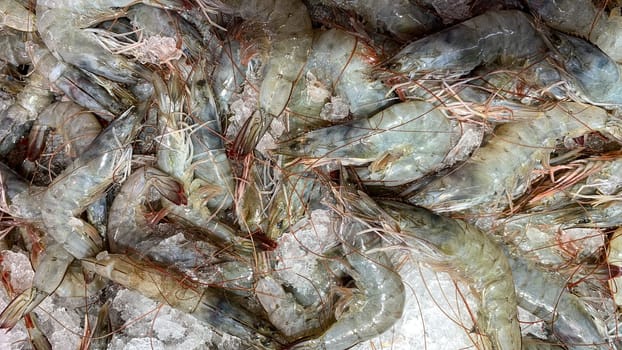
[88,301,112,350]
[146,168,188,206]
[0,287,48,330]
[228,110,271,160]
[24,313,52,350]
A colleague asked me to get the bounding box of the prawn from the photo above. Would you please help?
[341,190,521,350]
[386,10,548,78]
[525,0,622,62]
[40,106,140,259]
[187,59,235,212]
[202,0,313,154]
[81,253,287,349]
[35,0,185,83]
[107,166,186,253]
[286,28,393,135]
[28,41,135,120]
[26,101,102,162]
[311,0,441,41]
[291,220,405,350]
[277,100,482,187]
[541,29,622,106]
[409,102,622,214]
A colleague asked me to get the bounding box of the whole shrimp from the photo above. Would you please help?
[286,28,393,135]
[311,0,441,41]
[541,29,622,106]
[409,102,622,214]
[386,10,548,78]
[26,101,102,162]
[106,166,186,254]
[277,100,481,186]
[41,106,140,259]
[25,100,109,236]
[341,190,521,350]
[81,253,286,349]
[152,71,192,185]
[290,221,406,350]
[187,59,235,212]
[202,0,313,154]
[35,0,182,83]
[28,41,135,120]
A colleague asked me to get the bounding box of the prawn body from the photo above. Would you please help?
[387,10,548,77]
[278,101,478,186]
[82,253,286,349]
[41,108,140,259]
[341,191,521,350]
[410,103,621,213]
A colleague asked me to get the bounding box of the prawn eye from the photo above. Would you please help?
[387,59,403,72]
[276,220,284,230]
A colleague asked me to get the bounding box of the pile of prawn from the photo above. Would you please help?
[2,0,622,349]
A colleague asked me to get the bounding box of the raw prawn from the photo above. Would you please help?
[277,100,481,186]
[286,28,393,135]
[107,166,186,253]
[35,0,182,83]
[525,0,622,62]
[28,42,135,120]
[541,29,622,106]
[409,102,622,214]
[81,253,286,348]
[291,221,405,350]
[41,107,140,259]
[386,10,548,78]
[311,0,441,41]
[507,251,609,348]
[203,0,313,154]
[27,101,102,161]
[341,190,521,350]
[187,59,235,212]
